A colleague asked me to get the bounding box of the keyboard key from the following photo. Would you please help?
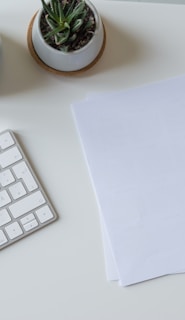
[36,205,54,223]
[0,190,11,208]
[9,190,46,218]
[12,161,38,192]
[0,230,8,245]
[0,169,15,187]
[9,181,27,200]
[20,213,35,225]
[0,146,22,168]
[0,209,11,226]
[23,219,38,232]
[0,131,14,150]
[5,222,23,240]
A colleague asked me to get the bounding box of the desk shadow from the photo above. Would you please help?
[72,17,145,78]
[0,34,48,96]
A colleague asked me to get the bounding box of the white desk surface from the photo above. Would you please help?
[1,1,185,319]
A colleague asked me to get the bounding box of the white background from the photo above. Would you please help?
[1,1,185,319]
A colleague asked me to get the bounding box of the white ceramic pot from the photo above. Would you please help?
[31,0,104,72]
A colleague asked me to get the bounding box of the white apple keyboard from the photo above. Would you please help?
[0,130,57,250]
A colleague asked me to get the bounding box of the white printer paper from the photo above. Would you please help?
[72,75,185,286]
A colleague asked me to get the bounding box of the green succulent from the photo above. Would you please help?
[40,0,94,51]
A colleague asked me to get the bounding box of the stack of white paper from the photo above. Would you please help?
[71,75,185,286]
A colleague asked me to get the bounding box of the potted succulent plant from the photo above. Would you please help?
[27,0,105,73]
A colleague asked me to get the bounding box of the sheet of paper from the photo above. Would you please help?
[72,75,185,286]
[99,214,118,281]
[88,89,185,282]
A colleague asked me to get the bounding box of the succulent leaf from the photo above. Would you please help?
[67,2,85,24]
[65,0,76,16]
[55,29,70,44]
[57,1,65,20]
[72,19,83,32]
[41,0,59,22]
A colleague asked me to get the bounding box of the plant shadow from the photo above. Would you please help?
[72,16,146,78]
[0,34,48,96]
[0,19,146,88]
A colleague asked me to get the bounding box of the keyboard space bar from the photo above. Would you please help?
[9,191,46,218]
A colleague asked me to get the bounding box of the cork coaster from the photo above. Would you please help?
[27,12,106,75]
